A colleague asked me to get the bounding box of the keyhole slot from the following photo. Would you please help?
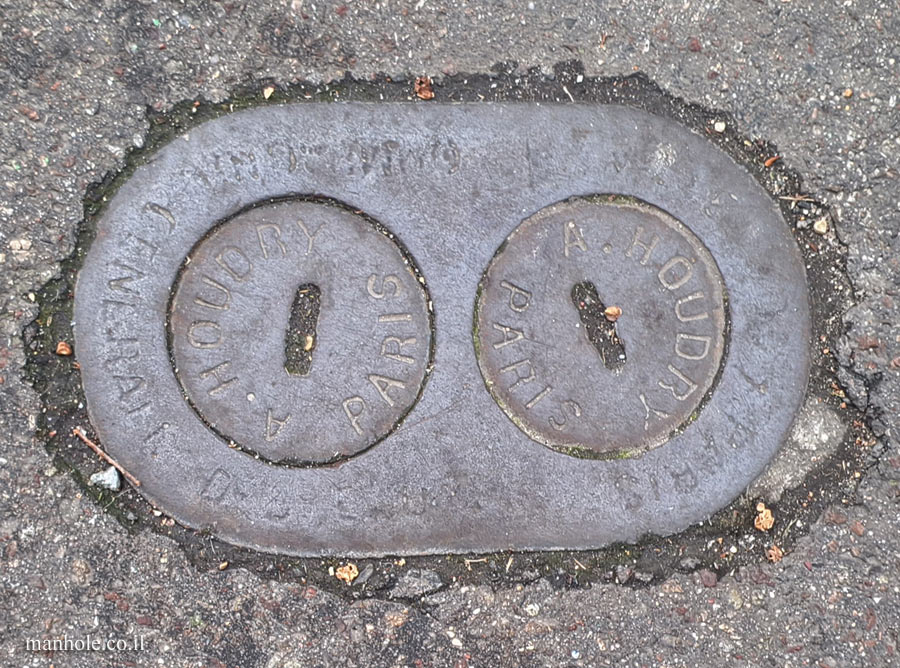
[284,283,321,376]
[571,281,627,372]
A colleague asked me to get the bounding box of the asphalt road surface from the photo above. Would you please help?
[1,1,898,666]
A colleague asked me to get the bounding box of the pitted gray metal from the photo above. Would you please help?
[474,197,727,458]
[168,199,432,465]
[73,103,810,556]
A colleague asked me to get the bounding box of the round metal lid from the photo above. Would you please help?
[168,199,432,465]
[475,196,727,458]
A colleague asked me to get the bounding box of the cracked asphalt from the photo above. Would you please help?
[1,1,898,666]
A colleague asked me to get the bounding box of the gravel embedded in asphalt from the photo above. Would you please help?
[1,1,898,666]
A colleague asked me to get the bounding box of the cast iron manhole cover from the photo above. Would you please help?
[474,196,727,457]
[168,199,432,465]
[74,103,810,555]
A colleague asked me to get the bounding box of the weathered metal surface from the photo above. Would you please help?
[73,103,810,556]
[168,199,432,465]
[474,197,727,458]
